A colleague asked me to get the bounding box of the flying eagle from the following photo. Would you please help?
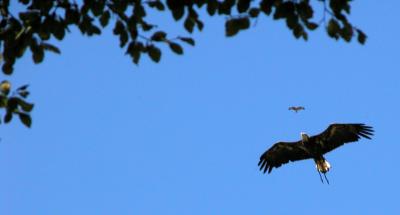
[258,123,374,184]
[288,106,305,113]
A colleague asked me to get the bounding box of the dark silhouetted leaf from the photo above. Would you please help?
[18,91,30,98]
[356,29,366,44]
[293,25,304,39]
[225,19,239,37]
[338,22,353,41]
[4,112,12,123]
[17,85,29,91]
[151,31,167,41]
[274,2,295,20]
[41,42,61,54]
[179,37,195,46]
[166,0,185,21]
[327,19,340,39]
[18,112,32,128]
[249,8,260,18]
[148,46,161,62]
[32,47,44,64]
[260,0,274,15]
[7,97,18,111]
[113,21,128,47]
[0,95,7,108]
[195,19,204,31]
[297,1,313,19]
[100,10,110,27]
[237,0,251,13]
[148,1,165,11]
[126,42,144,64]
[184,18,195,33]
[219,0,234,15]
[207,0,218,15]
[2,62,13,75]
[305,22,318,30]
[169,42,183,55]
[16,98,34,112]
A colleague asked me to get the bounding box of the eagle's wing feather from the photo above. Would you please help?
[311,123,374,154]
[258,141,312,174]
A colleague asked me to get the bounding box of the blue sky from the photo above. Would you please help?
[1,1,400,214]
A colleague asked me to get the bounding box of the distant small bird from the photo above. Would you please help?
[258,123,374,184]
[288,106,305,113]
[289,106,305,113]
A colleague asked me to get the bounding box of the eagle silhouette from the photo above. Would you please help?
[258,123,374,184]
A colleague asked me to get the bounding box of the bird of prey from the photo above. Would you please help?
[258,123,374,184]
[288,106,305,113]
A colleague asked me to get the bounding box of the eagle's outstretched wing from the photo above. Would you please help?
[311,123,374,154]
[258,141,311,174]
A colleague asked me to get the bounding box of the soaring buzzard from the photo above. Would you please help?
[258,123,374,184]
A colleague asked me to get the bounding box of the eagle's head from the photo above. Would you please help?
[300,132,309,143]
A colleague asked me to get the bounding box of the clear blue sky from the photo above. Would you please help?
[1,1,399,214]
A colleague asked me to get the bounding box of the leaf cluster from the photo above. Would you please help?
[0,0,366,128]
[0,0,366,75]
[0,80,34,128]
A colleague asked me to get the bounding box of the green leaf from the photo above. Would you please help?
[169,42,183,55]
[179,37,195,46]
[18,112,32,128]
[148,46,161,63]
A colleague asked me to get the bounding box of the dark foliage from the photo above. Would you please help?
[0,0,366,128]
[0,81,34,128]
[0,0,366,75]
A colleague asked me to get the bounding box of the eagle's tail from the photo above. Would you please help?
[315,159,331,173]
